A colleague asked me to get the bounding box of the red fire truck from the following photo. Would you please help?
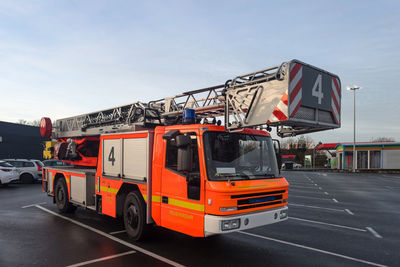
[40,60,341,240]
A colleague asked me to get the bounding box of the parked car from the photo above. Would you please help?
[42,160,71,167]
[0,160,20,186]
[293,163,303,169]
[3,159,43,183]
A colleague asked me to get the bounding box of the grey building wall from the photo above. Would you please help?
[382,150,400,169]
[0,121,49,160]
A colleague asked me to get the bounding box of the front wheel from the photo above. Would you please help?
[55,178,76,213]
[123,192,148,241]
[20,173,34,184]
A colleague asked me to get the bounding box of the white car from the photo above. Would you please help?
[3,159,43,183]
[0,160,20,186]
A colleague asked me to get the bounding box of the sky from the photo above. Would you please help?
[0,0,399,143]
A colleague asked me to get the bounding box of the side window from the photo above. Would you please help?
[165,132,200,175]
[13,161,23,167]
[23,162,35,167]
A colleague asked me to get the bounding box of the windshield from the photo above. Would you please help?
[203,131,279,181]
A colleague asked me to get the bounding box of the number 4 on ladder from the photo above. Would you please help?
[312,74,323,104]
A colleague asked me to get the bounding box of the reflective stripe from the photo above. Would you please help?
[168,198,204,212]
[143,194,204,212]
[100,186,118,194]
[143,194,161,202]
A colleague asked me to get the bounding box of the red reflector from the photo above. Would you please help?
[40,117,52,138]
[35,162,42,172]
[0,169,12,172]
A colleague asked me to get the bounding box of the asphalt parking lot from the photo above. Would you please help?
[1,171,399,267]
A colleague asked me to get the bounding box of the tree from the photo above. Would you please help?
[281,135,315,164]
[16,119,40,127]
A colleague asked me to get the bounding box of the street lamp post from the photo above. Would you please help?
[346,85,361,172]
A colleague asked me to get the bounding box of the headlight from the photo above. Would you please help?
[221,219,240,231]
[220,206,237,212]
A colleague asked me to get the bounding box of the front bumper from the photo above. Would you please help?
[204,206,288,236]
[0,174,19,184]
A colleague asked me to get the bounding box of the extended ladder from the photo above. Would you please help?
[51,59,341,138]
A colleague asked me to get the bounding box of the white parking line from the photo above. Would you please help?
[332,198,339,203]
[109,230,127,235]
[34,205,184,267]
[67,251,136,267]
[366,227,383,238]
[22,202,47,209]
[319,187,322,190]
[238,231,387,267]
[324,192,329,195]
[289,185,318,189]
[290,195,333,201]
[289,217,367,232]
[289,203,346,213]
[345,209,354,215]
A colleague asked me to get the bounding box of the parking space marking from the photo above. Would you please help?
[366,227,383,238]
[289,194,333,201]
[109,230,127,235]
[237,231,387,267]
[66,251,136,267]
[289,203,347,213]
[324,192,329,195]
[289,217,367,232]
[345,209,354,215]
[289,185,318,189]
[34,205,184,267]
[22,202,47,209]
[332,198,339,203]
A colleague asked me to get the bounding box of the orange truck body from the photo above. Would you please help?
[43,124,289,237]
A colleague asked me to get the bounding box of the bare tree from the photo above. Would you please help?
[16,119,40,126]
[281,135,315,164]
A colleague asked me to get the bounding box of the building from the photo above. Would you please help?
[316,142,400,170]
[0,121,49,160]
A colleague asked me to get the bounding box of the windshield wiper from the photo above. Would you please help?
[220,173,251,180]
[251,173,276,178]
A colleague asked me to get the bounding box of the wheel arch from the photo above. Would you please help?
[116,183,143,217]
[53,173,67,201]
[19,171,34,179]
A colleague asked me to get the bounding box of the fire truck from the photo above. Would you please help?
[40,60,341,240]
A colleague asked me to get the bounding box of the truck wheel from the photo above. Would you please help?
[20,173,34,184]
[124,191,148,241]
[55,178,76,213]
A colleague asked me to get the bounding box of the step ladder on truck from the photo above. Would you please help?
[40,59,341,240]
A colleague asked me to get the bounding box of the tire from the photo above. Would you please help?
[20,173,34,184]
[123,191,148,241]
[55,178,76,213]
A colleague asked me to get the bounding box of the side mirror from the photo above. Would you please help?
[176,135,193,172]
[276,153,282,173]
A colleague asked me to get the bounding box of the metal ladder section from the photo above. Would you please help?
[53,60,327,138]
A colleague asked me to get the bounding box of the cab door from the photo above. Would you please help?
[160,131,205,237]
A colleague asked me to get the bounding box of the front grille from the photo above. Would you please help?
[237,194,282,205]
[231,190,285,199]
[232,190,286,211]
